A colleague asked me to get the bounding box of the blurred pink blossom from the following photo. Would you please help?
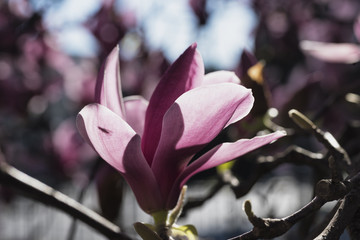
[52,118,96,172]
[300,40,360,64]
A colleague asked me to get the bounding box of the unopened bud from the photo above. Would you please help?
[243,200,254,218]
[288,109,315,130]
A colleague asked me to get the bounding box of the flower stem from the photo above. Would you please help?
[152,210,168,227]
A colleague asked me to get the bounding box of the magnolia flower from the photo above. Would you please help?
[77,43,285,215]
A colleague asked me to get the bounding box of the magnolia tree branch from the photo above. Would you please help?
[228,173,355,240]
[314,193,359,240]
[305,201,342,240]
[315,173,360,240]
[226,109,358,240]
[348,207,360,240]
[0,157,132,240]
[229,196,327,240]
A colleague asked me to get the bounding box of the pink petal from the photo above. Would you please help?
[166,131,286,208]
[124,96,148,137]
[202,71,241,85]
[141,43,205,164]
[300,40,360,64]
[77,104,134,171]
[151,83,253,199]
[76,104,163,213]
[95,46,125,117]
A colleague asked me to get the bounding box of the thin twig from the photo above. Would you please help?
[183,146,326,217]
[181,178,223,216]
[231,146,327,198]
[0,158,131,240]
[289,109,351,173]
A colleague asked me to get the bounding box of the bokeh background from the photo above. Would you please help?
[1,0,360,239]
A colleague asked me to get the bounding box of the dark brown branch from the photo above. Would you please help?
[229,197,327,240]
[314,196,359,240]
[314,173,360,240]
[227,109,358,240]
[289,109,351,174]
[231,171,360,240]
[315,179,351,201]
[0,159,132,240]
[285,197,327,225]
[229,171,354,240]
[305,201,342,240]
[347,208,360,240]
